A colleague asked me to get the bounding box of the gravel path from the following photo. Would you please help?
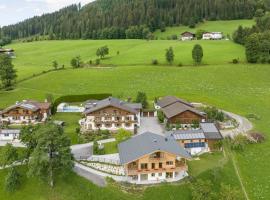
[220,110,253,138]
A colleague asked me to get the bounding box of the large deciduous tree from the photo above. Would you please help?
[192,44,203,65]
[96,46,109,59]
[5,167,21,192]
[0,54,17,89]
[0,143,18,167]
[135,91,148,109]
[245,33,261,63]
[165,47,174,64]
[27,123,74,187]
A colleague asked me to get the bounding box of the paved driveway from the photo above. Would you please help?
[138,117,164,135]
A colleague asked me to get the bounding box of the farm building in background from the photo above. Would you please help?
[202,32,223,40]
[180,32,195,41]
[0,48,15,58]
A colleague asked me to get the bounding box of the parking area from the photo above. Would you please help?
[137,117,164,135]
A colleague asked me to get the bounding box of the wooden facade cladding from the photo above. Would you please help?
[167,110,205,124]
[124,151,187,176]
[2,107,41,118]
[86,106,135,118]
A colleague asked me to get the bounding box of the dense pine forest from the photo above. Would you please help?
[0,0,265,41]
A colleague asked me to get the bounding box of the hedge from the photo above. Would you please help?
[52,93,112,114]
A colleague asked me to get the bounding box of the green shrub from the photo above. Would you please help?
[152,59,158,65]
[115,129,132,144]
[157,110,165,123]
[232,58,239,64]
[95,59,100,65]
[203,106,225,122]
[230,134,249,151]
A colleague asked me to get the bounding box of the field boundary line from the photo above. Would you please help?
[225,146,249,200]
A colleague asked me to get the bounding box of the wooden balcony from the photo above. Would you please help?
[127,164,187,175]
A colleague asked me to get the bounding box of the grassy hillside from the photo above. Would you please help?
[0,154,243,200]
[8,39,245,80]
[154,19,255,39]
[1,63,270,199]
[1,19,270,199]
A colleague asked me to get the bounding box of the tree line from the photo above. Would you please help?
[0,0,260,41]
[233,11,270,63]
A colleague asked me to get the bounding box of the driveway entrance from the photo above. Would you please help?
[138,117,164,135]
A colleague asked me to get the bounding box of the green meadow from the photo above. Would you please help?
[8,39,245,80]
[1,19,270,199]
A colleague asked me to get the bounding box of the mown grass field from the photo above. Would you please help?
[1,19,270,199]
[8,39,245,80]
[154,19,255,39]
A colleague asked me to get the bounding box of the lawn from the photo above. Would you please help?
[0,150,242,200]
[51,113,82,144]
[188,152,225,177]
[154,19,255,39]
[103,141,118,154]
[0,166,136,200]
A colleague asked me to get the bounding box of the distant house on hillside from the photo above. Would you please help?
[202,32,223,40]
[0,48,15,58]
[180,32,195,41]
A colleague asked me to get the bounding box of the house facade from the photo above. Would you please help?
[0,48,15,58]
[0,100,51,125]
[202,32,223,40]
[80,97,142,132]
[168,123,223,155]
[155,96,206,125]
[118,132,191,183]
[180,32,195,41]
[0,129,20,141]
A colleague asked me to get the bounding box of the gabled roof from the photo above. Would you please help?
[181,31,194,36]
[118,132,191,164]
[167,129,205,140]
[156,96,193,108]
[200,123,223,139]
[167,123,223,141]
[161,102,205,119]
[83,97,140,115]
[1,100,51,114]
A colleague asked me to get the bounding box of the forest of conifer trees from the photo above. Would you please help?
[0,0,268,41]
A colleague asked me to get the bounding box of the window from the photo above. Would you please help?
[125,123,131,127]
[4,134,9,137]
[151,163,155,169]
[166,161,173,165]
[184,142,205,148]
[150,152,161,159]
[159,162,163,168]
[158,173,162,177]
[151,173,155,177]
[140,163,148,169]
[105,123,111,128]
